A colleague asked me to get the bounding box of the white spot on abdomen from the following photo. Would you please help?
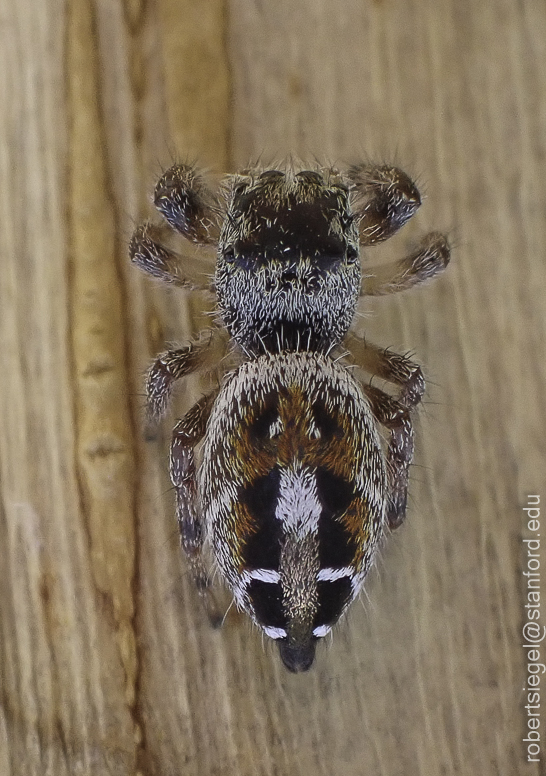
[275,466,321,537]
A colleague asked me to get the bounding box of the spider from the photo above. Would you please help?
[130,161,450,672]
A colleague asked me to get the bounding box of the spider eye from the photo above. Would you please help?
[346,245,358,260]
[223,247,236,262]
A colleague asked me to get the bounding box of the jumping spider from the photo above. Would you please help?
[130,161,450,672]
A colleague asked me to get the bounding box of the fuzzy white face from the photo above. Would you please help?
[215,168,361,355]
[199,352,387,672]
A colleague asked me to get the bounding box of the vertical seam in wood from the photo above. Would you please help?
[66,0,141,767]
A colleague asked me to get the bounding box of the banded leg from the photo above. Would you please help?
[130,163,220,288]
[153,163,220,244]
[129,221,216,290]
[170,391,221,623]
[362,231,451,296]
[362,385,414,529]
[345,333,425,408]
[146,328,230,422]
[347,333,426,527]
[347,163,422,245]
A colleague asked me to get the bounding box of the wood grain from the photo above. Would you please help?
[1,0,545,774]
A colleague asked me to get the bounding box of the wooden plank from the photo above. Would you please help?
[0,0,544,773]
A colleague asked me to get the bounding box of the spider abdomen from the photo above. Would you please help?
[200,351,387,672]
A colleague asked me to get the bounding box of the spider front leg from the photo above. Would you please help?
[348,163,422,245]
[362,231,451,296]
[129,222,216,290]
[130,163,220,289]
[146,328,230,422]
[171,391,221,624]
[346,334,425,527]
[153,163,220,244]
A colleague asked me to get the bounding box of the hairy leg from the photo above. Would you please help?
[170,392,221,623]
[361,231,451,296]
[129,221,216,290]
[146,328,230,422]
[347,163,422,245]
[347,333,426,528]
[362,385,414,529]
[153,163,220,244]
[345,333,425,408]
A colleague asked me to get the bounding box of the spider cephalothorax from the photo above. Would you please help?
[130,160,450,672]
[216,168,361,354]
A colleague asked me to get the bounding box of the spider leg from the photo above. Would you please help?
[347,163,422,246]
[361,231,451,296]
[130,163,221,289]
[153,163,220,245]
[345,333,425,408]
[145,328,230,422]
[346,333,426,528]
[170,392,222,625]
[129,221,216,290]
[362,385,414,529]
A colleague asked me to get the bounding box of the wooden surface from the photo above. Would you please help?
[1,0,545,774]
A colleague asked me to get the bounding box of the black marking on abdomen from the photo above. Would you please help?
[240,469,282,570]
[315,577,353,627]
[315,467,357,568]
[317,513,357,568]
[315,467,353,517]
[311,399,344,442]
[248,579,287,630]
[247,395,280,441]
